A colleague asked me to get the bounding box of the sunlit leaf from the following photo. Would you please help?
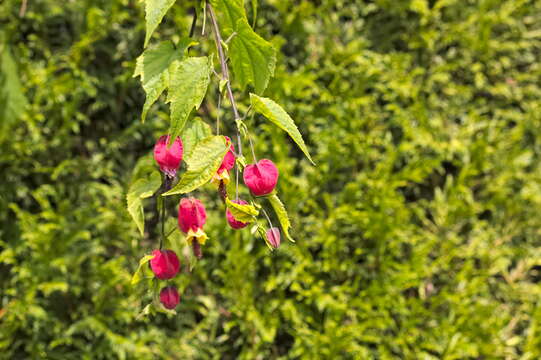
[167,56,212,140]
[209,0,246,36]
[163,136,228,195]
[143,0,177,47]
[267,193,294,242]
[226,197,259,222]
[181,118,213,157]
[126,170,162,236]
[250,94,314,164]
[131,254,155,285]
[134,39,196,122]
[229,19,276,94]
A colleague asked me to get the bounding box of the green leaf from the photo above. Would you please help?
[131,254,155,285]
[267,193,294,242]
[0,43,27,140]
[163,136,228,196]
[209,0,247,36]
[229,19,276,94]
[181,118,212,157]
[126,170,162,236]
[226,197,259,222]
[134,39,195,122]
[167,56,212,140]
[143,0,177,48]
[250,94,315,164]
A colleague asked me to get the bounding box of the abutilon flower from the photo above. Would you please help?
[178,197,208,249]
[213,136,236,185]
[243,159,279,196]
[267,227,281,249]
[159,286,180,310]
[226,199,250,229]
[153,135,183,177]
[150,249,180,279]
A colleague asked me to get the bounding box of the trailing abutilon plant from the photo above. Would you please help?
[127,0,314,314]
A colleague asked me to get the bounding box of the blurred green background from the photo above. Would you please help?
[1,0,541,358]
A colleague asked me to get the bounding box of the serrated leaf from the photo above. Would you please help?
[167,56,212,140]
[250,94,315,164]
[226,198,259,222]
[209,0,246,36]
[134,39,196,122]
[143,0,177,47]
[131,254,155,285]
[127,171,162,236]
[163,136,228,195]
[229,19,276,94]
[267,193,294,242]
[181,118,212,157]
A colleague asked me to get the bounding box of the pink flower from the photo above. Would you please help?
[150,249,180,279]
[160,286,180,310]
[212,136,236,185]
[218,136,236,174]
[226,199,249,229]
[267,227,281,249]
[243,159,279,196]
[178,197,208,246]
[178,198,206,233]
[153,135,183,177]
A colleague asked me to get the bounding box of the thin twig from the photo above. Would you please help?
[19,0,28,17]
[248,132,257,162]
[262,208,274,228]
[207,2,243,157]
[216,89,221,135]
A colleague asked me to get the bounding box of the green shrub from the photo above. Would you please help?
[1,0,540,358]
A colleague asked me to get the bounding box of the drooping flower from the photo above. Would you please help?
[178,197,208,245]
[226,199,250,229]
[150,249,180,279]
[243,159,279,196]
[267,227,281,249]
[213,136,236,185]
[153,135,183,177]
[159,286,180,310]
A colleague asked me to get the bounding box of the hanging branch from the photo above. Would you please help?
[207,2,243,158]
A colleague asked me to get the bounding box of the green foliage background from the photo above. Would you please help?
[1,0,541,358]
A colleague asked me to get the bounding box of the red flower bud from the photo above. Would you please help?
[267,227,281,249]
[226,199,249,229]
[150,249,180,279]
[178,198,209,246]
[159,286,180,310]
[243,159,279,196]
[153,135,183,177]
[218,136,236,174]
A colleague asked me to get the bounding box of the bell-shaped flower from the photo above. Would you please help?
[212,136,236,185]
[160,286,180,309]
[267,227,281,249]
[153,135,183,177]
[178,197,208,245]
[243,159,279,196]
[150,249,180,279]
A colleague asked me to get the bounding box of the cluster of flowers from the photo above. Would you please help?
[150,135,280,310]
